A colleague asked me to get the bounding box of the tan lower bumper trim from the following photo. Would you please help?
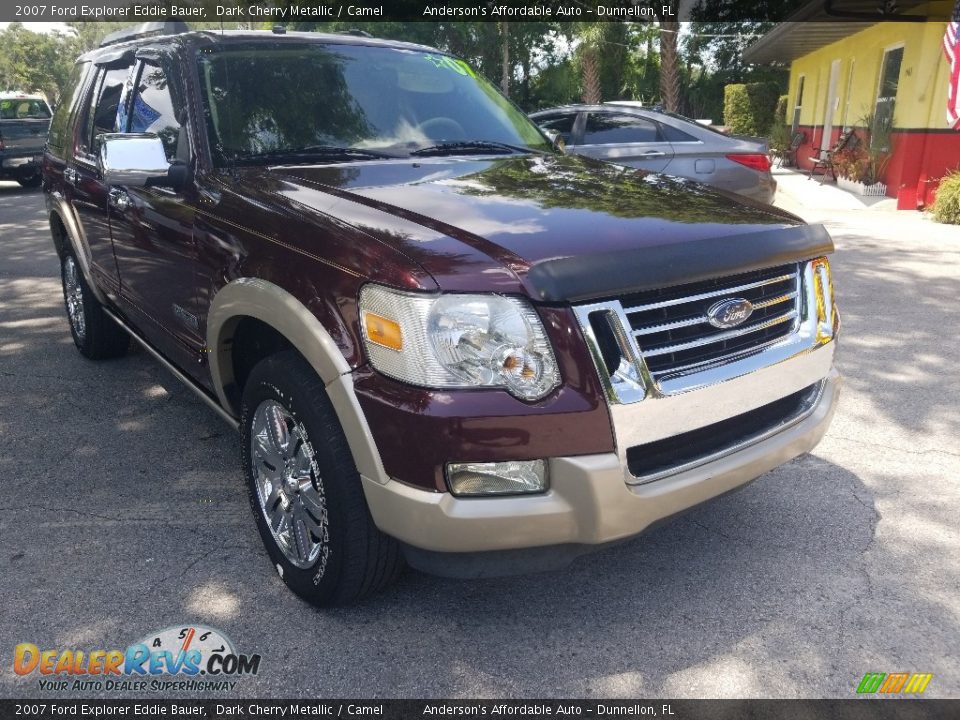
[362,370,840,554]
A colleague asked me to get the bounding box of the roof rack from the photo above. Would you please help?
[99,21,190,48]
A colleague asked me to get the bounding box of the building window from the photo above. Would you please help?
[792,75,805,133]
[875,46,903,130]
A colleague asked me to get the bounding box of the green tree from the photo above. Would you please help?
[0,24,75,104]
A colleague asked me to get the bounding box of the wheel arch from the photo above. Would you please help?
[48,195,108,304]
[208,278,389,487]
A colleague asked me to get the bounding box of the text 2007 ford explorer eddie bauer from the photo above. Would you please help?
[44,24,840,605]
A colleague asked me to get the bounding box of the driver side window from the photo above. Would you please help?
[129,61,184,163]
[536,114,577,143]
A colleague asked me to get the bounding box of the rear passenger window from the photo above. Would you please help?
[536,113,577,143]
[130,62,183,162]
[77,63,133,157]
[48,63,88,153]
[583,113,661,144]
[660,124,698,142]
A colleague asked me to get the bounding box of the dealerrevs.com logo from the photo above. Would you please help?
[14,625,262,693]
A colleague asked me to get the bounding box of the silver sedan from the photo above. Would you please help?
[531,102,776,204]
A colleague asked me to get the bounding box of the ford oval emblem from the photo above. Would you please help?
[707,297,754,329]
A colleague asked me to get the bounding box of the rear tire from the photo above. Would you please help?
[240,351,403,606]
[60,253,129,360]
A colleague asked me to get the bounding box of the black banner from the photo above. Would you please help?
[1,700,959,719]
[2,0,955,24]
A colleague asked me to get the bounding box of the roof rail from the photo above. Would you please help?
[337,29,373,38]
[99,21,190,48]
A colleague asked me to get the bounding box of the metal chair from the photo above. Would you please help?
[809,128,855,183]
[774,131,805,168]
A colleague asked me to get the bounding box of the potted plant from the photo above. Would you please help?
[835,111,892,196]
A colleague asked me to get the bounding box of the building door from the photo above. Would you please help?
[821,60,841,153]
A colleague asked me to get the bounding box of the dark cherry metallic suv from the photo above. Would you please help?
[44,23,841,605]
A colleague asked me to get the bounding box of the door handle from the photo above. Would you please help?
[108,188,131,211]
[64,167,79,186]
[638,150,666,158]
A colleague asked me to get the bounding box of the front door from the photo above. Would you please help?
[108,59,203,370]
[821,60,841,154]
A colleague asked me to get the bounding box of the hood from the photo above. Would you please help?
[266,153,808,299]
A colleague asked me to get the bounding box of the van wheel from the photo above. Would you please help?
[61,253,129,360]
[240,351,403,606]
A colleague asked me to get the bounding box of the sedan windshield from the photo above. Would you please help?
[197,42,551,164]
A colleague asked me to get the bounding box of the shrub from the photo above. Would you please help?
[724,82,782,136]
[931,170,960,224]
[775,94,789,123]
[767,117,790,153]
[833,145,872,183]
[724,84,752,133]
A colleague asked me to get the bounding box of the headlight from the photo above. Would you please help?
[359,285,560,401]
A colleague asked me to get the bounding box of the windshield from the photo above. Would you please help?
[0,98,51,120]
[197,43,551,164]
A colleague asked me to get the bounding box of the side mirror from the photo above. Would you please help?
[540,127,566,154]
[98,133,169,187]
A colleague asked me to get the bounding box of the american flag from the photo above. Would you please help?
[943,0,960,128]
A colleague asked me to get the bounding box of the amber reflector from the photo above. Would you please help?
[363,312,403,351]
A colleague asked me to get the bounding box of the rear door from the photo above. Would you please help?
[66,59,135,296]
[573,111,673,173]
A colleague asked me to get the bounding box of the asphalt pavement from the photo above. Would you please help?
[0,180,958,698]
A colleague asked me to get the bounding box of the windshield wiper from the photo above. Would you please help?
[409,140,539,157]
[233,145,399,164]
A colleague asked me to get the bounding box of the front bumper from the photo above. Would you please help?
[1,153,42,170]
[362,364,839,563]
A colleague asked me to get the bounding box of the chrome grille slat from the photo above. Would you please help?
[620,264,802,377]
[622,272,796,314]
[641,309,798,358]
[632,291,798,337]
[633,314,709,336]
[750,291,798,310]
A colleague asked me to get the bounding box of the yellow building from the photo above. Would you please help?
[745,0,959,208]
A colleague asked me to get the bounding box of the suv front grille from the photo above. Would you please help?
[621,264,801,377]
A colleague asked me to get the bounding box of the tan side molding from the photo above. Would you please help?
[49,193,108,305]
[206,277,389,486]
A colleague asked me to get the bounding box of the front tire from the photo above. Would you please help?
[60,253,129,360]
[240,351,403,606]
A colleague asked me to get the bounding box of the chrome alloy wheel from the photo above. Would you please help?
[63,256,86,342]
[250,399,328,568]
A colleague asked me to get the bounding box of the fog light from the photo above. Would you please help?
[446,460,548,497]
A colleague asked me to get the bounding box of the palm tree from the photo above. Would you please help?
[658,20,681,112]
[578,23,603,104]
